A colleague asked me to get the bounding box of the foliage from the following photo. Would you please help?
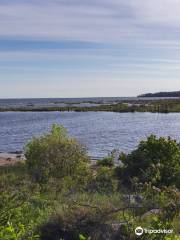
[0,222,39,240]
[97,156,114,167]
[25,125,89,182]
[118,135,180,188]
[39,194,131,240]
[2,99,180,113]
[0,130,179,240]
[79,234,91,240]
[87,166,118,194]
[0,188,52,240]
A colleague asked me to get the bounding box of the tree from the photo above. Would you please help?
[118,135,180,188]
[25,125,89,182]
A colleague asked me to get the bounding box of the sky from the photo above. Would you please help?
[0,0,180,98]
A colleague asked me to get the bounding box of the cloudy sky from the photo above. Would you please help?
[0,0,180,98]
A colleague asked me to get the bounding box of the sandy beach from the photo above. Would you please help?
[0,153,23,166]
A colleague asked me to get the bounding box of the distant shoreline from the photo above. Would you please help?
[138,91,180,98]
[0,152,102,167]
[0,98,180,113]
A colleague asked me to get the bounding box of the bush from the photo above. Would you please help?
[87,167,117,194]
[97,156,114,167]
[0,222,39,240]
[118,135,180,188]
[39,201,130,240]
[0,190,50,240]
[25,125,89,182]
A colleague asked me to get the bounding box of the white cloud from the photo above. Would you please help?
[131,0,180,26]
[1,0,180,43]
[0,1,133,41]
[0,0,180,97]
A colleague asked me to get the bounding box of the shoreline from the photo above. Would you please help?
[0,152,103,167]
[0,99,180,113]
[0,152,24,166]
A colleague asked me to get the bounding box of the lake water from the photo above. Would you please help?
[0,111,180,157]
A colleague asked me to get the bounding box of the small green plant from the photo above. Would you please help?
[79,234,90,240]
[0,222,39,240]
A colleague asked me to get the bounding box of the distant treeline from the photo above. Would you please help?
[138,91,180,98]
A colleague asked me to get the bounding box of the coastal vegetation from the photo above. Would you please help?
[1,99,180,113]
[0,125,179,239]
[118,135,180,188]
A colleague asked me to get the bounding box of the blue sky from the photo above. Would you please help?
[0,0,180,98]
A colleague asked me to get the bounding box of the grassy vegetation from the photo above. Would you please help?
[1,99,180,113]
[0,125,180,239]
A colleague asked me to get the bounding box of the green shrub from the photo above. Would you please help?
[118,135,180,188]
[0,190,53,240]
[39,199,130,240]
[25,125,89,182]
[1,132,179,240]
[97,156,114,167]
[0,222,40,240]
[87,167,117,194]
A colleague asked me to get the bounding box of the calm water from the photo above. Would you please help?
[0,111,180,157]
